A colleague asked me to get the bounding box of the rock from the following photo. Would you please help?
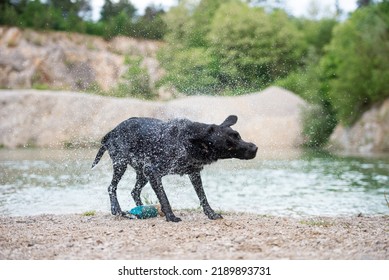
[0,86,307,149]
[329,98,389,153]
[108,36,162,57]
[1,27,22,47]
[0,27,162,93]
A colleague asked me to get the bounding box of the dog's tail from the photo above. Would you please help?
[91,145,106,169]
[91,133,110,169]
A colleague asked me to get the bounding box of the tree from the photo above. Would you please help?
[0,0,166,40]
[321,1,389,125]
[0,1,19,26]
[100,0,136,22]
[160,0,306,94]
[357,0,374,7]
[47,0,91,17]
[158,47,219,94]
[188,0,230,48]
[19,0,63,30]
[294,17,337,56]
[208,2,305,90]
[131,5,167,39]
[103,10,132,38]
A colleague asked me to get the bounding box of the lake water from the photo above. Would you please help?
[0,148,388,217]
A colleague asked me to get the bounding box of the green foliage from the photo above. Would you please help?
[98,1,166,40]
[102,10,132,39]
[84,21,105,37]
[294,17,337,56]
[188,0,229,48]
[321,2,389,125]
[159,1,219,94]
[162,2,194,47]
[158,47,218,94]
[100,5,167,40]
[0,0,166,40]
[160,0,305,95]
[82,210,96,216]
[208,3,305,90]
[100,0,136,22]
[301,104,337,148]
[276,51,337,147]
[111,55,155,99]
[0,3,19,26]
[130,6,167,40]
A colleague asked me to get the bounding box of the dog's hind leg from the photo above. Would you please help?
[108,163,127,216]
[144,164,181,222]
[131,171,148,206]
[189,172,223,220]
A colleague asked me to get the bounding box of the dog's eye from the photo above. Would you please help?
[226,140,234,148]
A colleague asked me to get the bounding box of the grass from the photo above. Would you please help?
[82,210,96,216]
[32,83,50,90]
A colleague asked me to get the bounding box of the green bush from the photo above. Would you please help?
[0,4,19,26]
[294,18,337,56]
[300,104,337,147]
[276,58,337,147]
[0,0,166,40]
[160,0,305,95]
[111,55,155,99]
[158,47,218,94]
[208,3,305,90]
[322,2,389,125]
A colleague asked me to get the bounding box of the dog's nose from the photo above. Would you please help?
[245,143,258,159]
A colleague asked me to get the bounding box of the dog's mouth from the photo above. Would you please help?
[231,143,258,160]
[243,146,258,159]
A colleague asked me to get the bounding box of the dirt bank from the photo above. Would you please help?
[0,87,307,149]
[0,211,387,259]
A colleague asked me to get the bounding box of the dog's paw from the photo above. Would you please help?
[110,205,122,216]
[208,212,223,220]
[166,215,182,222]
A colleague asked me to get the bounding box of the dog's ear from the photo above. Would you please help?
[206,125,216,134]
[220,115,238,127]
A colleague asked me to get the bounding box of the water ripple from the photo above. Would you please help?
[0,149,388,217]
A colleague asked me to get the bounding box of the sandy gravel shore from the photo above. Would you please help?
[0,211,388,260]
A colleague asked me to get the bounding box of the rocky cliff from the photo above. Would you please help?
[0,87,307,149]
[0,26,164,95]
[330,99,389,153]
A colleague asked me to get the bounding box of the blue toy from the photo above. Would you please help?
[128,205,158,219]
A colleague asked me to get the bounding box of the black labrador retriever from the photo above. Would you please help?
[92,115,257,222]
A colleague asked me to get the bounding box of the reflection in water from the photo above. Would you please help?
[0,148,388,217]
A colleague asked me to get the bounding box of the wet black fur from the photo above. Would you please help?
[92,115,257,222]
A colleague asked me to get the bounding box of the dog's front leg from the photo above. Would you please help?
[143,165,181,222]
[189,172,223,220]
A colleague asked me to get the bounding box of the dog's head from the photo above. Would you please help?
[189,115,258,161]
